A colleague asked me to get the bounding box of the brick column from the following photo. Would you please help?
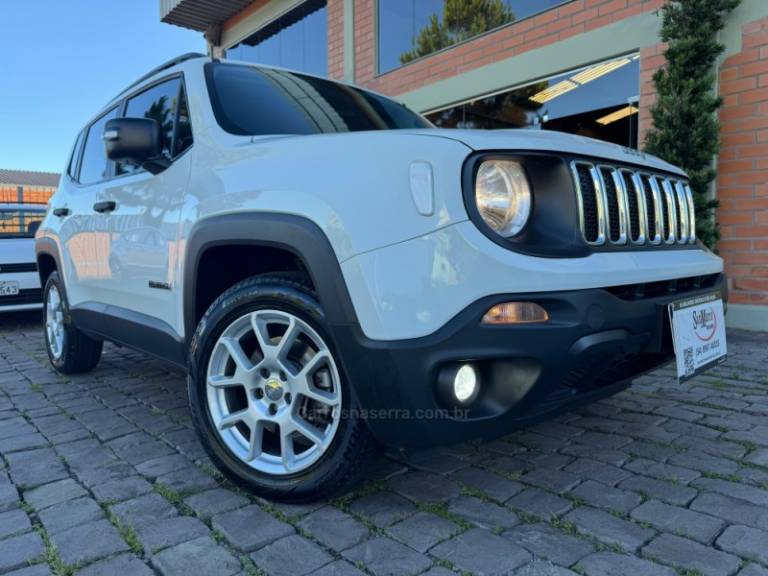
[717,17,768,308]
[327,0,345,79]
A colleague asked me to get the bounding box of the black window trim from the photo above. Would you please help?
[69,72,193,187]
[66,130,86,184]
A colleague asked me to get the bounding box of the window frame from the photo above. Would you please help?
[69,73,194,187]
[374,0,573,76]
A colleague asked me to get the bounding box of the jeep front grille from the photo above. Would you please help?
[570,161,696,247]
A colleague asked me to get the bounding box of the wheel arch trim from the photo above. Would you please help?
[183,212,360,345]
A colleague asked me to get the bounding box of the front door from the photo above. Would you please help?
[100,76,193,336]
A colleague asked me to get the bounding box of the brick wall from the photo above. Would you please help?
[638,42,666,146]
[717,17,768,307]
[327,0,344,79]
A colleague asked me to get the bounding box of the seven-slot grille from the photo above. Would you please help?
[570,161,696,247]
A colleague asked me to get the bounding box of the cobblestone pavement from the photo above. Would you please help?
[1,312,768,576]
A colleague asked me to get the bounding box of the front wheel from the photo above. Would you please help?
[43,271,103,374]
[188,274,376,501]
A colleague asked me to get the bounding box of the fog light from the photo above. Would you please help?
[437,363,480,406]
[482,302,548,324]
[454,364,478,403]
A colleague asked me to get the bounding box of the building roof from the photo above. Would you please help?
[0,169,60,188]
[160,0,254,31]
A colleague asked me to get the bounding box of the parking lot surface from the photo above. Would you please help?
[1,311,768,576]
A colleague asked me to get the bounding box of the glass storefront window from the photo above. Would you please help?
[426,55,641,148]
[227,0,328,77]
[378,0,568,73]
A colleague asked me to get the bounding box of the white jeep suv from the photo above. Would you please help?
[36,54,725,500]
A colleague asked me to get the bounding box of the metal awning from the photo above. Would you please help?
[159,0,255,31]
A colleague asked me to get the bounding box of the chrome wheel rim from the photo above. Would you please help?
[45,285,65,359]
[206,309,342,475]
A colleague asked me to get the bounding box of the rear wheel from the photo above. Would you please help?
[44,271,103,374]
[188,274,376,501]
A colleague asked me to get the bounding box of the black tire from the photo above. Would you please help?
[43,271,103,374]
[188,273,378,502]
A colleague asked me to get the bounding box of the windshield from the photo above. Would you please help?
[0,208,45,238]
[206,62,431,136]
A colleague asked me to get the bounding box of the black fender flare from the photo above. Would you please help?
[183,212,360,345]
[35,237,64,286]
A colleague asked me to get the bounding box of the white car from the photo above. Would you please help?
[36,54,725,500]
[0,203,45,312]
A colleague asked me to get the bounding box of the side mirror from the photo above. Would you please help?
[103,118,169,175]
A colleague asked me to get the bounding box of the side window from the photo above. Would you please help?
[67,131,85,180]
[117,78,184,176]
[79,107,119,185]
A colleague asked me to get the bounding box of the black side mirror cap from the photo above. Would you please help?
[103,118,170,175]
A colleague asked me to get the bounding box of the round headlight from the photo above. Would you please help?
[475,160,531,237]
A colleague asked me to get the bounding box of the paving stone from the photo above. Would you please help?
[38,496,104,534]
[23,478,88,510]
[342,536,433,576]
[402,449,469,474]
[692,477,768,507]
[618,475,697,506]
[388,471,460,503]
[624,458,700,484]
[49,519,129,566]
[250,535,333,576]
[0,432,49,453]
[569,480,643,514]
[0,483,19,512]
[520,468,581,494]
[155,466,217,493]
[564,458,631,487]
[348,491,415,527]
[183,488,249,521]
[75,553,154,576]
[0,507,31,538]
[4,565,52,576]
[311,560,367,576]
[91,476,153,503]
[566,507,655,552]
[297,505,369,551]
[211,504,293,552]
[631,500,725,544]
[716,525,768,565]
[505,522,595,567]
[0,531,45,573]
[110,493,178,527]
[450,466,524,502]
[6,448,68,487]
[507,488,572,518]
[514,560,579,575]
[577,552,676,576]
[136,516,210,553]
[430,528,531,575]
[152,536,241,576]
[387,512,458,553]
[690,493,768,530]
[447,495,520,529]
[135,454,192,478]
[642,534,741,576]
[744,448,768,468]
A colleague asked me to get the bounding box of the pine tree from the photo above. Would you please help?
[644,0,741,249]
[401,0,515,64]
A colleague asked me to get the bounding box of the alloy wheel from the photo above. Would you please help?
[45,284,65,359]
[206,309,342,475]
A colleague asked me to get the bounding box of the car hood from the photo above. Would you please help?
[403,128,686,177]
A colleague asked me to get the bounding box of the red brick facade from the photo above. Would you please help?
[717,17,768,307]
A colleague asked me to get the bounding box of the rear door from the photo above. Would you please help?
[101,76,192,334]
[57,107,119,310]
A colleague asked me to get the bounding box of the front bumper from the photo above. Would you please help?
[332,273,726,448]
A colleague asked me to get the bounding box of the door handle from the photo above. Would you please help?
[52,207,70,217]
[93,201,117,213]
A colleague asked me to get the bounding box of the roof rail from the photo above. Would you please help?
[113,52,206,101]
